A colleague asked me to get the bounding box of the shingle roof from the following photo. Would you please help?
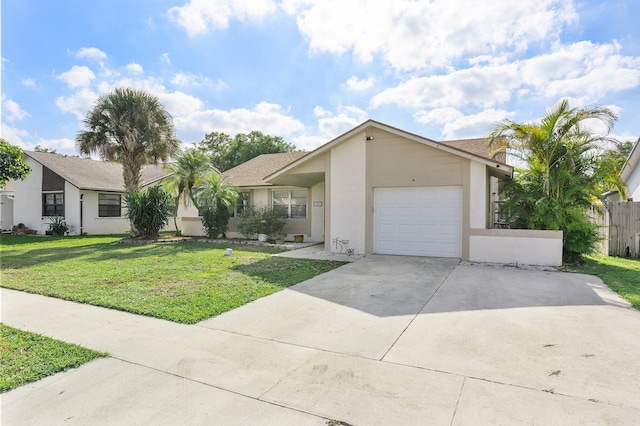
[440,137,506,162]
[223,152,308,187]
[24,151,171,192]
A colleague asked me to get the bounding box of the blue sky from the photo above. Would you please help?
[2,0,639,155]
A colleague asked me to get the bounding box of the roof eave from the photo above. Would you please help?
[266,119,514,182]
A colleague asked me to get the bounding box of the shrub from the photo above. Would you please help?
[47,216,69,236]
[125,186,172,239]
[237,204,286,239]
[201,203,231,238]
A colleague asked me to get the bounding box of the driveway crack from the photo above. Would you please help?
[379,261,459,361]
[450,376,466,426]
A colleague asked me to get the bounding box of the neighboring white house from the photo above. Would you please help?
[621,137,640,201]
[1,181,15,232]
[8,151,170,235]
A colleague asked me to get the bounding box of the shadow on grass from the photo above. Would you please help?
[0,235,286,270]
[576,255,640,310]
[232,257,348,287]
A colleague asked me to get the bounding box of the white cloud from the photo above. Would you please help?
[171,72,228,91]
[424,108,513,140]
[36,138,77,153]
[372,41,640,111]
[414,108,463,125]
[291,134,327,151]
[173,102,305,143]
[57,66,96,89]
[372,63,518,109]
[22,78,36,88]
[126,62,144,75]
[1,123,31,148]
[157,91,204,116]
[56,88,98,119]
[161,53,171,64]
[282,0,577,71]
[2,95,28,121]
[316,105,368,139]
[313,106,331,117]
[533,44,640,103]
[167,0,277,36]
[75,47,107,61]
[344,76,375,91]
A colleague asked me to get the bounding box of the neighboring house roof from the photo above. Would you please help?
[440,137,506,163]
[24,151,171,192]
[266,119,514,183]
[222,152,308,187]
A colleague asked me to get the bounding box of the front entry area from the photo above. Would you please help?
[373,186,462,257]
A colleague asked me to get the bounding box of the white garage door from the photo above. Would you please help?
[374,186,462,257]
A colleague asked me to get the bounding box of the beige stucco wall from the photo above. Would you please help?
[367,129,469,256]
[469,229,563,266]
[328,132,367,254]
[181,185,317,241]
[310,181,325,242]
[469,161,488,229]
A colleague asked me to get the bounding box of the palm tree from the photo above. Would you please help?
[489,99,617,199]
[163,149,218,233]
[488,99,619,261]
[77,87,180,194]
[193,174,239,238]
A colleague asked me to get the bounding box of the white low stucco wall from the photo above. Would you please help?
[469,229,563,266]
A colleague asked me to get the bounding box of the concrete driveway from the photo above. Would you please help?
[3,255,640,425]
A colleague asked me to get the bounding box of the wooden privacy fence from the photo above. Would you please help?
[591,201,640,258]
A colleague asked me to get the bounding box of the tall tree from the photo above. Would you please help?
[76,88,180,194]
[0,138,31,187]
[198,130,297,171]
[163,149,218,233]
[489,99,618,262]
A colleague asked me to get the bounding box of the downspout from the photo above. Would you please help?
[80,193,84,235]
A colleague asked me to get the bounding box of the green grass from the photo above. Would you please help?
[0,234,346,323]
[0,324,107,393]
[576,253,640,310]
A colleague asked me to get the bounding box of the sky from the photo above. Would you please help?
[2,0,640,156]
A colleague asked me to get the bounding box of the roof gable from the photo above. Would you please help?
[24,151,171,192]
[266,120,513,182]
[222,152,308,187]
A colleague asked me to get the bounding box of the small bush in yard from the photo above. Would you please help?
[125,185,172,239]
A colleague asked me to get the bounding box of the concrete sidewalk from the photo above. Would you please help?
[2,256,640,425]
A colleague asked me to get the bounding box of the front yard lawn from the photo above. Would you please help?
[0,324,107,393]
[0,235,346,323]
[576,253,640,310]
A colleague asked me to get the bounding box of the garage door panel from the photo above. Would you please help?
[374,187,462,257]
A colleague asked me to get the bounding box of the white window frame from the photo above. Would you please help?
[272,190,308,219]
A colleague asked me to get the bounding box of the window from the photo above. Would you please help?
[43,192,64,216]
[99,193,121,217]
[272,190,307,219]
[236,192,250,216]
